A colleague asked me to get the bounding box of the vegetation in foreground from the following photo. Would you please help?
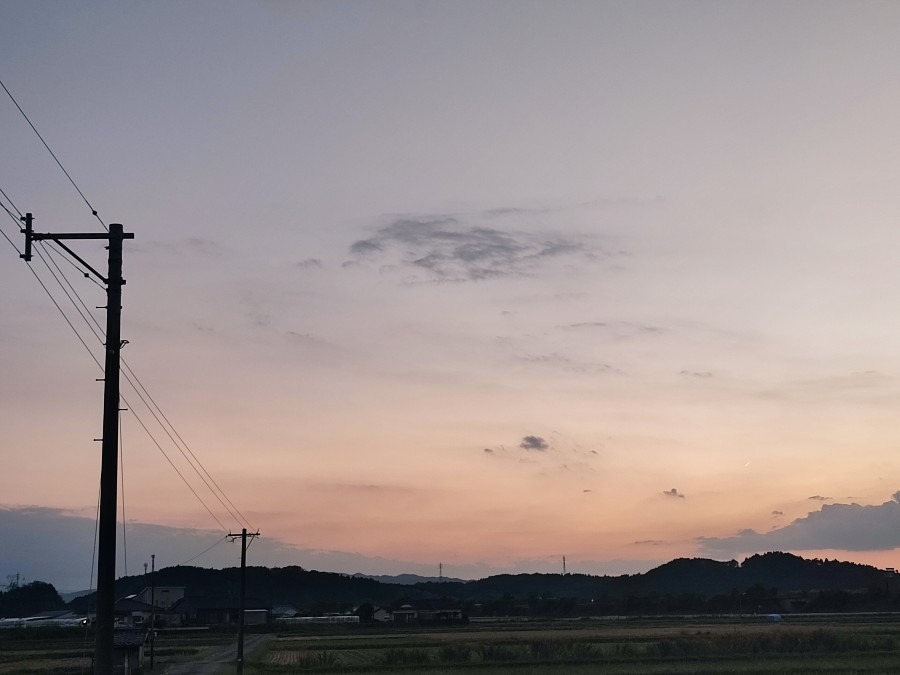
[5,616,900,673]
[246,617,900,674]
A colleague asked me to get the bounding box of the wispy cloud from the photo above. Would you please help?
[294,257,322,269]
[755,371,900,404]
[349,215,604,282]
[563,321,664,341]
[520,353,619,376]
[808,495,833,502]
[138,237,227,257]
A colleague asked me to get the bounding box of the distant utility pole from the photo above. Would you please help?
[150,554,156,671]
[227,528,260,675]
[563,556,567,576]
[20,213,134,675]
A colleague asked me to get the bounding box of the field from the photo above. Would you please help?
[4,615,900,674]
[250,615,900,674]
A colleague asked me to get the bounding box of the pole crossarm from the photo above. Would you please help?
[20,212,134,286]
[41,238,108,283]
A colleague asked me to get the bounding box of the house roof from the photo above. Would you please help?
[172,596,268,611]
[113,629,148,647]
[115,598,154,612]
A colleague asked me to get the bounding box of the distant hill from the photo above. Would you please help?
[353,573,465,585]
[63,552,893,616]
[59,589,92,603]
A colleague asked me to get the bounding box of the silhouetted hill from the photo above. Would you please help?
[739,551,878,591]
[65,552,891,616]
[637,558,740,595]
[354,573,465,585]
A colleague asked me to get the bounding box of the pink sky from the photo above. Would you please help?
[3,1,900,583]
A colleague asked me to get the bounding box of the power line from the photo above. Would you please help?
[177,536,228,566]
[14,221,249,533]
[0,222,21,255]
[121,402,229,533]
[121,364,255,531]
[34,243,105,344]
[5,218,237,540]
[6,203,252,536]
[80,485,101,675]
[44,240,106,290]
[0,186,22,217]
[41,238,251,531]
[13,229,233,533]
[0,77,108,232]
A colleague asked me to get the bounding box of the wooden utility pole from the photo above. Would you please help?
[150,553,156,671]
[21,214,134,674]
[227,528,259,674]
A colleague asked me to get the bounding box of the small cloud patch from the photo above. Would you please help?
[662,488,686,499]
[520,435,549,451]
[295,258,322,269]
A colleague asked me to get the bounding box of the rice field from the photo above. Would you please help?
[246,615,900,674]
[5,615,900,674]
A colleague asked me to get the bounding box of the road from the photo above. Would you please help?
[160,634,272,675]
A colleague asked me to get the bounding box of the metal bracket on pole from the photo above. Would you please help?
[19,213,33,262]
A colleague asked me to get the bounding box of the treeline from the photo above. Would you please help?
[19,551,900,619]
[0,581,65,618]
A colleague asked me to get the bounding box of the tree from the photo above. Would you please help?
[0,581,65,617]
[355,602,374,623]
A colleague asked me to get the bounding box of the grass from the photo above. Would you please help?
[5,617,900,674]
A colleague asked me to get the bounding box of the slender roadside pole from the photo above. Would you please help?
[227,528,259,674]
[150,553,156,671]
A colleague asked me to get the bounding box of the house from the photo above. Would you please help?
[111,597,154,628]
[392,604,417,624]
[172,596,269,626]
[373,606,392,623]
[136,586,185,610]
[88,594,179,628]
[391,601,464,625]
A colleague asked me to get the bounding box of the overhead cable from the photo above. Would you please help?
[0,76,108,232]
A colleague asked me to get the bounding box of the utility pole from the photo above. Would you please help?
[227,528,259,675]
[21,214,134,674]
[149,554,156,671]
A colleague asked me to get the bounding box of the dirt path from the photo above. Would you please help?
[160,634,272,675]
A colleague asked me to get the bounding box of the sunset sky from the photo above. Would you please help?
[4,1,900,591]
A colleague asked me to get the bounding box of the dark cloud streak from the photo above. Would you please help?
[349,216,603,282]
[520,435,549,451]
